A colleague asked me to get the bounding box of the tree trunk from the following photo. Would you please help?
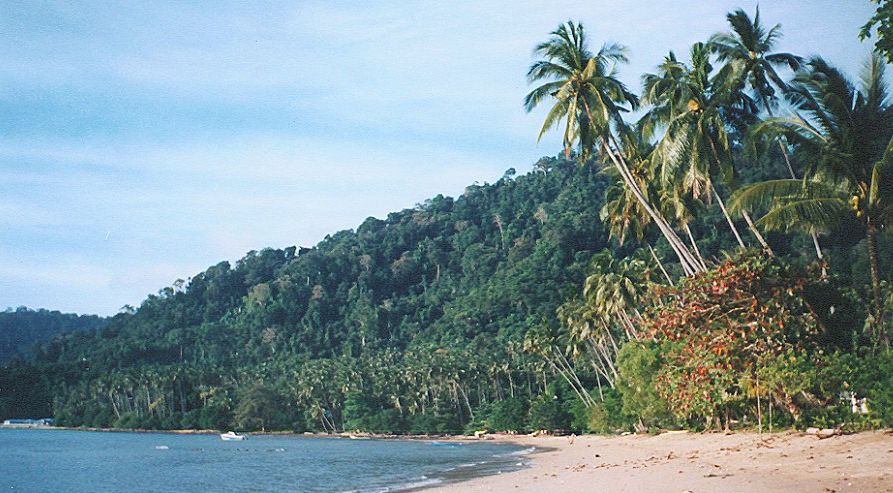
[755,367,763,435]
[710,183,746,248]
[603,137,703,275]
[647,244,674,285]
[684,224,707,271]
[866,219,888,348]
[741,209,775,256]
[581,101,703,275]
[775,136,825,267]
[705,136,773,252]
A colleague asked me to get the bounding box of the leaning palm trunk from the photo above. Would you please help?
[600,133,705,275]
[551,349,598,408]
[706,140,773,254]
[710,182,746,248]
[866,219,888,348]
[684,223,708,270]
[647,244,675,285]
[776,137,826,273]
[741,209,775,255]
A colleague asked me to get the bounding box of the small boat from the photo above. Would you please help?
[220,431,247,441]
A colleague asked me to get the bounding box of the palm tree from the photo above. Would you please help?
[599,136,679,283]
[642,43,773,254]
[556,298,620,399]
[523,322,596,407]
[525,21,705,275]
[524,21,636,162]
[708,7,801,119]
[732,56,893,346]
[709,8,828,265]
[583,250,652,340]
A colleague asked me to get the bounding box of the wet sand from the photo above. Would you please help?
[425,430,893,493]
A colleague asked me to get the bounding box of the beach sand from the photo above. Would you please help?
[426,431,893,493]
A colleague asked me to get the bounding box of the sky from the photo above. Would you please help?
[0,1,877,315]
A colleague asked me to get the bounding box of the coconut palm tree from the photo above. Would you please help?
[524,21,636,162]
[523,322,595,407]
[708,7,801,118]
[709,8,829,265]
[599,135,681,282]
[732,55,893,346]
[583,251,653,340]
[642,43,773,254]
[525,21,705,275]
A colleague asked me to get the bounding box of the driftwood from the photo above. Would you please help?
[805,427,841,439]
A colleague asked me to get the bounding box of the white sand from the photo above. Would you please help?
[426,431,893,493]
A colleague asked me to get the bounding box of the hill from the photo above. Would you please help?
[3,157,614,431]
[0,307,106,363]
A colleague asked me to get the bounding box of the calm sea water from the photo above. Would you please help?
[0,429,532,493]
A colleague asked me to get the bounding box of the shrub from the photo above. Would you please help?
[487,397,528,432]
[615,342,672,428]
[819,351,893,427]
[527,393,570,431]
[640,253,822,427]
[407,412,438,434]
[583,388,631,433]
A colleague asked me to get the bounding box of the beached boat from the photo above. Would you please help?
[220,431,246,441]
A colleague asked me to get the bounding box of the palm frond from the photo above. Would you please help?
[757,197,849,233]
[730,178,843,212]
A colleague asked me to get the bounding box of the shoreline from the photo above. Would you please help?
[420,430,893,493]
[0,425,495,442]
[7,426,892,491]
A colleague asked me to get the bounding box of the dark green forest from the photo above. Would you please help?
[2,159,617,432]
[0,308,106,363]
[3,5,893,435]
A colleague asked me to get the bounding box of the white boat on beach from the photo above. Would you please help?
[220,431,247,441]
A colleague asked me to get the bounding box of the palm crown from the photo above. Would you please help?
[524,21,638,162]
[708,7,802,113]
[733,55,893,343]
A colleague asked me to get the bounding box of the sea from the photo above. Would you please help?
[0,428,533,492]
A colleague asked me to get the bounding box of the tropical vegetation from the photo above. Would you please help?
[2,5,891,435]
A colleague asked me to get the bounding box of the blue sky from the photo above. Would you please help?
[1,1,876,315]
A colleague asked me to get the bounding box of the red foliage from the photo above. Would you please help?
[640,252,820,421]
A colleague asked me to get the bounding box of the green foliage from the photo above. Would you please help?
[344,392,406,433]
[581,388,629,433]
[0,361,52,420]
[820,351,893,427]
[615,343,672,428]
[486,397,528,432]
[0,307,106,363]
[527,383,572,432]
[0,158,614,432]
[235,384,291,431]
[861,0,893,64]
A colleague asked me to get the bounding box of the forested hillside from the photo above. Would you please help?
[2,158,617,431]
[0,307,106,363]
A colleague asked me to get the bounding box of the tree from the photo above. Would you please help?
[861,0,893,64]
[708,7,801,116]
[733,56,893,346]
[709,8,828,264]
[525,21,704,275]
[641,43,773,254]
[235,384,288,431]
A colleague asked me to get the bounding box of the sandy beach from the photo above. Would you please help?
[426,431,893,493]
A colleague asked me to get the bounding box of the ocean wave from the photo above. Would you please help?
[492,446,535,457]
[339,475,443,493]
